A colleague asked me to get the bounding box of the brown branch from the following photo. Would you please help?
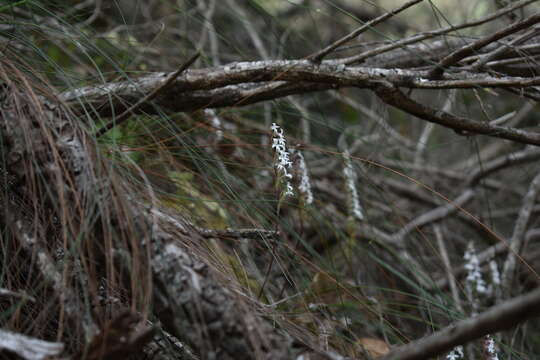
[62,59,540,106]
[501,169,540,296]
[380,287,540,360]
[373,81,540,146]
[60,59,540,146]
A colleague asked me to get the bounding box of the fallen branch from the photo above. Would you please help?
[59,57,540,146]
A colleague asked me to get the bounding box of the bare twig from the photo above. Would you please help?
[429,12,540,79]
[197,0,218,66]
[0,288,35,302]
[307,0,424,62]
[227,0,269,60]
[501,169,540,296]
[434,225,463,312]
[471,25,540,70]
[414,90,455,165]
[467,147,540,187]
[391,189,475,244]
[339,0,539,65]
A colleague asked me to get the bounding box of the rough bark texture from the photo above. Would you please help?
[0,59,291,359]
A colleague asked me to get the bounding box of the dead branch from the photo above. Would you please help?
[59,57,540,146]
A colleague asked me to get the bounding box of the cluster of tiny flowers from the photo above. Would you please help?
[294,150,313,205]
[446,246,500,359]
[464,242,487,295]
[484,335,499,360]
[446,345,463,360]
[342,150,364,220]
[271,123,294,197]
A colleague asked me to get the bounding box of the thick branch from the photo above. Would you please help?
[59,59,540,146]
[61,60,540,113]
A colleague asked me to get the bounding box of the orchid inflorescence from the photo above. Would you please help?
[342,150,364,220]
[464,242,488,297]
[447,243,501,359]
[271,123,294,197]
[293,149,313,205]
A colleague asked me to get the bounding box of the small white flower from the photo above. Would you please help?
[464,242,487,295]
[485,335,499,360]
[271,123,294,197]
[343,150,364,220]
[446,345,463,360]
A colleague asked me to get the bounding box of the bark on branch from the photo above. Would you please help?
[60,55,540,146]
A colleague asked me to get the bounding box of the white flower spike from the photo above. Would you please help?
[464,242,487,295]
[294,149,313,205]
[271,123,294,197]
[343,150,364,220]
[484,335,499,360]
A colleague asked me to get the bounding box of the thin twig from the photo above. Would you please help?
[429,12,540,79]
[471,25,540,70]
[434,225,463,312]
[0,288,35,302]
[339,0,538,65]
[501,169,540,297]
[307,0,424,62]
